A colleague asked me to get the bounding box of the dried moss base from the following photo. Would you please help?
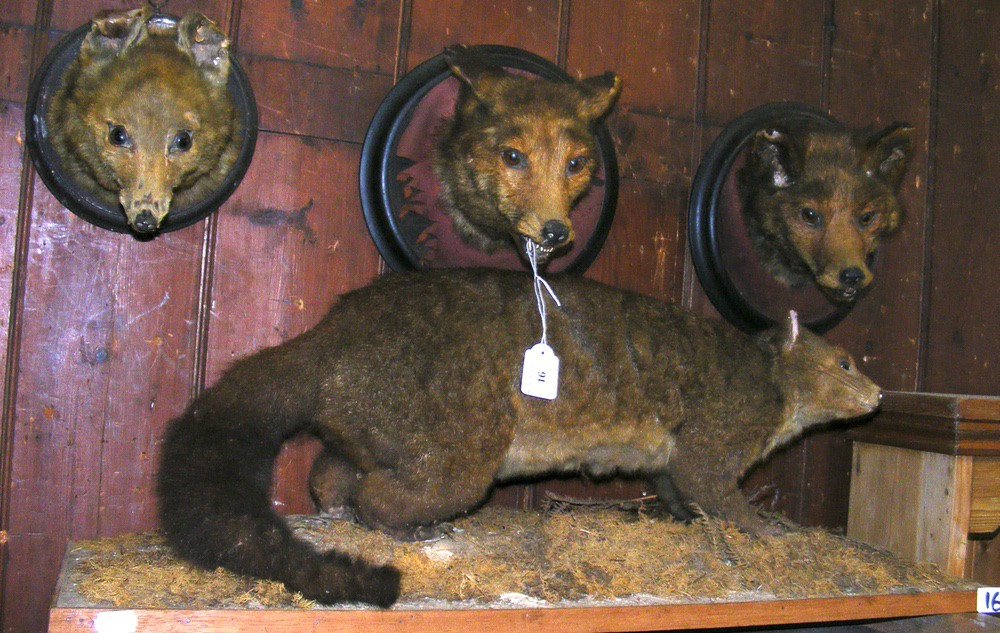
[61,505,975,611]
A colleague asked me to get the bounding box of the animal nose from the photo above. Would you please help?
[132,210,159,235]
[541,220,570,247]
[839,267,866,287]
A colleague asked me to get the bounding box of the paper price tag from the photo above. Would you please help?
[978,587,1000,613]
[520,343,559,400]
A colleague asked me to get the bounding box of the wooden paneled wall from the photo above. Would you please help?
[0,1,995,630]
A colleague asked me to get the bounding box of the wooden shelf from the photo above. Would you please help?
[49,591,978,633]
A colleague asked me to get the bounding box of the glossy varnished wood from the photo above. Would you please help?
[48,592,979,633]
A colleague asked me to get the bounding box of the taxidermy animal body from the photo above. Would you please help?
[738,119,912,301]
[47,7,239,235]
[433,45,621,264]
[157,269,882,607]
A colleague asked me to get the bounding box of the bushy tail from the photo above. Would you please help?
[156,344,400,607]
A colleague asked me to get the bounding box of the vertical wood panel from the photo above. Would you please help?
[824,0,934,390]
[4,187,204,633]
[406,0,561,70]
[703,0,827,124]
[567,1,701,303]
[566,0,700,118]
[923,0,999,395]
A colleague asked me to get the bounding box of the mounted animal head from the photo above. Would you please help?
[739,120,913,302]
[56,7,235,236]
[434,44,622,264]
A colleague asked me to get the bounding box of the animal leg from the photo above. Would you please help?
[353,466,495,541]
[651,473,699,523]
[666,452,770,533]
[309,449,360,518]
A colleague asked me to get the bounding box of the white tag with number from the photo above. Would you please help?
[520,343,559,400]
[978,587,1000,613]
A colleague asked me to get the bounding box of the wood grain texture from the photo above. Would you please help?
[970,458,1000,534]
[48,592,978,633]
[703,0,828,125]
[241,55,393,142]
[824,0,934,392]
[237,0,399,73]
[848,443,972,576]
[3,186,205,633]
[565,0,701,118]
[405,0,561,71]
[922,0,999,395]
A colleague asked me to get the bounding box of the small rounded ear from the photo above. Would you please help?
[862,122,913,188]
[79,7,151,63]
[442,44,508,110]
[748,126,805,190]
[576,72,622,122]
[783,310,800,353]
[176,12,232,88]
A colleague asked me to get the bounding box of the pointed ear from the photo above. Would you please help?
[862,122,913,188]
[782,310,800,354]
[176,12,231,88]
[79,7,150,63]
[443,44,508,111]
[576,72,622,122]
[748,126,805,190]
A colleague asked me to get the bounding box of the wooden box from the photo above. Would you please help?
[848,391,1000,580]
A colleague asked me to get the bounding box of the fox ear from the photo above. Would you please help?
[783,310,800,353]
[176,13,232,88]
[757,310,801,356]
[749,126,804,190]
[443,44,508,111]
[862,122,913,189]
[577,72,622,122]
[80,7,150,63]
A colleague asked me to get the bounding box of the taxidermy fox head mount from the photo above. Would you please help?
[739,120,913,302]
[48,7,238,236]
[434,44,622,265]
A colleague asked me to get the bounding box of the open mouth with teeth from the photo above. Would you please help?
[823,284,861,303]
[518,236,562,266]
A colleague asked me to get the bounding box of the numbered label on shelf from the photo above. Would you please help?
[978,587,1000,613]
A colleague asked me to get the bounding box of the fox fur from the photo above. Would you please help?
[738,120,913,301]
[157,269,881,607]
[47,7,239,235]
[433,45,621,264]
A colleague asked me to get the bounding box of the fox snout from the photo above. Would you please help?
[121,190,171,235]
[515,216,575,263]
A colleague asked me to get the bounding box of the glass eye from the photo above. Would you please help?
[800,207,821,227]
[566,156,588,175]
[108,124,131,147]
[859,211,877,227]
[501,148,525,168]
[839,360,852,371]
[171,130,193,153]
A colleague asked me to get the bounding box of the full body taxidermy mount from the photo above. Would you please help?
[157,269,882,607]
[433,45,621,264]
[47,7,240,235]
[738,119,913,301]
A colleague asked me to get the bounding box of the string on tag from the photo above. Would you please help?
[525,240,561,345]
